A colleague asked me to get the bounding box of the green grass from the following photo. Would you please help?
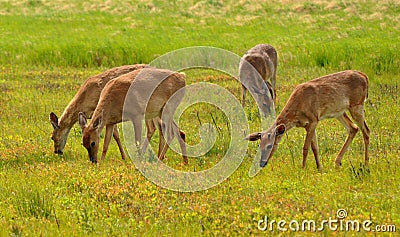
[1,0,399,236]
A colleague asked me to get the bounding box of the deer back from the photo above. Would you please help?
[277,70,368,125]
[241,44,277,81]
[58,64,147,125]
[92,68,186,125]
[125,68,186,119]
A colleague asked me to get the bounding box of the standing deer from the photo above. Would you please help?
[245,70,370,170]
[239,44,278,115]
[78,68,188,164]
[49,64,146,156]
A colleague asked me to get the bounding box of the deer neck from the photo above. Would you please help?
[275,109,297,131]
[58,100,80,130]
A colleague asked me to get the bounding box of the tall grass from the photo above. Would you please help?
[1,1,399,74]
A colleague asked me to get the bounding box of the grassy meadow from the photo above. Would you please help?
[0,0,399,236]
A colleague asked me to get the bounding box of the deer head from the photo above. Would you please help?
[245,124,286,167]
[49,112,69,155]
[78,111,103,163]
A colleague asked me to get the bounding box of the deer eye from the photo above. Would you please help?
[91,142,96,147]
[266,144,273,150]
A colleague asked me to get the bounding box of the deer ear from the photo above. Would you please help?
[49,112,59,129]
[92,110,103,129]
[244,132,262,141]
[275,124,286,136]
[78,112,87,130]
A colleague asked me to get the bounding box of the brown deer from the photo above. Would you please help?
[78,68,188,164]
[239,44,278,115]
[245,70,370,170]
[49,64,146,156]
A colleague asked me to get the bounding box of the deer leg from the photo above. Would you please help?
[348,105,370,165]
[158,120,168,160]
[101,124,114,161]
[173,121,188,164]
[141,119,157,155]
[132,117,143,152]
[302,123,317,169]
[112,125,126,160]
[241,85,247,108]
[335,113,359,167]
[271,70,277,103]
[311,130,321,170]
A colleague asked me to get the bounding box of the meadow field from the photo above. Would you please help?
[0,0,399,236]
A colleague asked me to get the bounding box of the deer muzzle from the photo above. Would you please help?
[260,148,270,168]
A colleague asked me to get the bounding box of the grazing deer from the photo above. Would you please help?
[239,44,278,115]
[78,68,188,164]
[49,64,147,156]
[245,70,370,170]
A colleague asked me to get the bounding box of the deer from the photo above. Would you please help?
[78,67,188,164]
[49,64,147,156]
[239,44,278,115]
[245,70,370,171]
